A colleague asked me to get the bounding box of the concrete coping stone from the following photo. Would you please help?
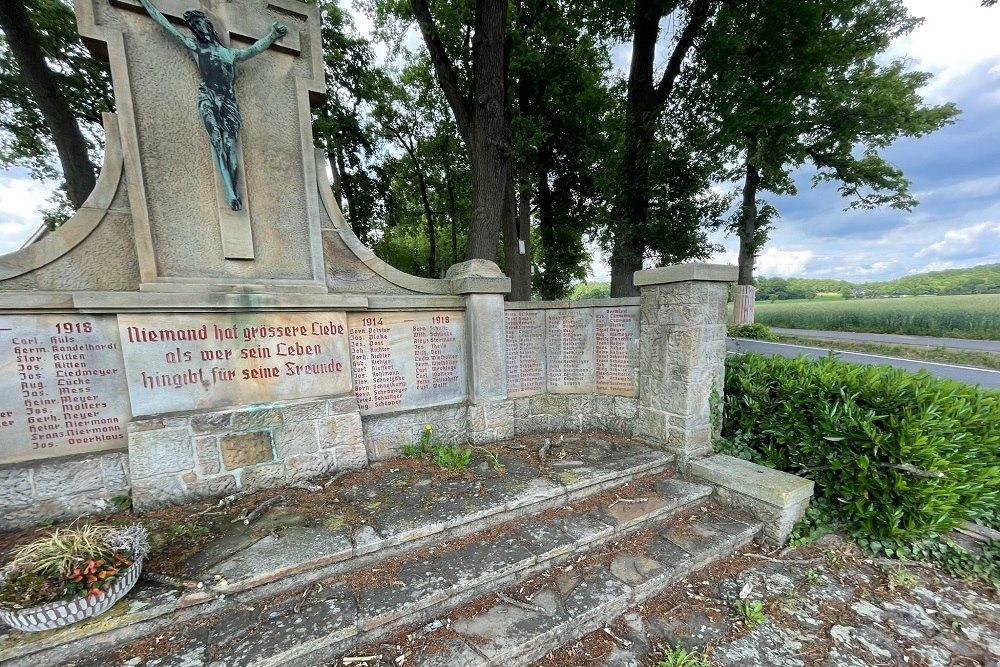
[633,263,737,286]
[504,297,641,310]
[690,454,814,507]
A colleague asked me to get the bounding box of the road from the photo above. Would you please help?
[727,338,1000,390]
[768,327,1000,352]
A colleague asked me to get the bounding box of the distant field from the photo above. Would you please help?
[751,294,1000,340]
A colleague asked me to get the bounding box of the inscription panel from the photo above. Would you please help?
[0,315,130,464]
[504,310,546,397]
[349,311,466,415]
[119,312,351,416]
[595,307,639,397]
[504,305,639,397]
[546,309,596,393]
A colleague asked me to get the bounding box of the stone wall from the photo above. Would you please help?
[126,396,365,511]
[0,451,130,530]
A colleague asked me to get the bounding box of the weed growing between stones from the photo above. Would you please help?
[651,644,710,667]
[401,424,473,471]
[733,598,767,629]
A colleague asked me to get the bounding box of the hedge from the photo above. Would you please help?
[721,353,1000,540]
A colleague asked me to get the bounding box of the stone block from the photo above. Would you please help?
[232,407,283,431]
[129,427,194,479]
[690,454,814,506]
[636,407,668,442]
[327,395,359,415]
[691,454,814,545]
[128,418,165,433]
[333,441,368,470]
[221,431,274,470]
[0,467,33,508]
[194,436,221,475]
[633,263,737,287]
[282,400,327,423]
[100,453,129,489]
[186,475,238,500]
[240,462,288,493]
[275,421,319,458]
[191,411,232,433]
[286,450,337,482]
[132,475,191,511]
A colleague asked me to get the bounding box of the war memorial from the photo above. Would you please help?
[0,1,817,662]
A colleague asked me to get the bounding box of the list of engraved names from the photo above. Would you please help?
[348,311,466,415]
[0,315,130,464]
[503,306,639,397]
[504,310,545,396]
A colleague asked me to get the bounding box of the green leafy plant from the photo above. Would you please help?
[722,353,1000,541]
[886,566,918,590]
[434,444,472,471]
[0,524,148,609]
[733,598,767,628]
[478,447,505,472]
[169,523,209,538]
[111,490,133,511]
[727,322,777,340]
[652,645,710,667]
[804,568,821,586]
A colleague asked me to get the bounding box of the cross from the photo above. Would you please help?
[75,0,327,287]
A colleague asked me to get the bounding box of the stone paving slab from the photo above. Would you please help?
[407,506,761,667]
[0,439,702,667]
[538,537,1000,667]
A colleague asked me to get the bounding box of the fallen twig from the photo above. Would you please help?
[869,558,938,570]
[538,439,551,463]
[602,626,632,648]
[290,481,323,492]
[746,554,825,565]
[293,582,318,613]
[498,592,547,613]
[243,495,286,525]
[342,656,381,665]
[608,496,649,508]
[324,471,349,489]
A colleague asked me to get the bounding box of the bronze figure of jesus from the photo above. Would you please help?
[138,0,286,210]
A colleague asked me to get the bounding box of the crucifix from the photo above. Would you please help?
[138,0,285,214]
[75,0,328,286]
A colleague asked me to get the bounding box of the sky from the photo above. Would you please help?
[1,0,998,284]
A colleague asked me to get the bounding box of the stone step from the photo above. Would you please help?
[39,475,724,667]
[0,437,678,666]
[378,504,761,667]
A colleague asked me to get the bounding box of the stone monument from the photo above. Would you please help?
[0,0,739,531]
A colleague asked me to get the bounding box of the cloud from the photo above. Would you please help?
[0,173,53,255]
[754,247,814,277]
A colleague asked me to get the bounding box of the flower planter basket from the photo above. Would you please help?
[0,558,143,632]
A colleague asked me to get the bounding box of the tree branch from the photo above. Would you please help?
[652,0,716,108]
[410,0,472,141]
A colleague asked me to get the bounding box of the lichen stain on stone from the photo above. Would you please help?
[555,471,582,485]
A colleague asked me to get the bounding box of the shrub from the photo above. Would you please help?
[726,322,776,340]
[722,353,1000,540]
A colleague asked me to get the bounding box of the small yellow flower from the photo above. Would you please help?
[424,424,432,431]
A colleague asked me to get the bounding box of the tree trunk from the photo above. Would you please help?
[609,0,716,297]
[446,174,459,267]
[504,160,531,300]
[732,160,761,325]
[411,0,511,264]
[0,0,97,210]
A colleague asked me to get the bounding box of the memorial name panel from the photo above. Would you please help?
[348,311,466,415]
[504,310,546,397]
[118,312,352,416]
[595,306,639,397]
[545,309,596,394]
[0,315,130,464]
